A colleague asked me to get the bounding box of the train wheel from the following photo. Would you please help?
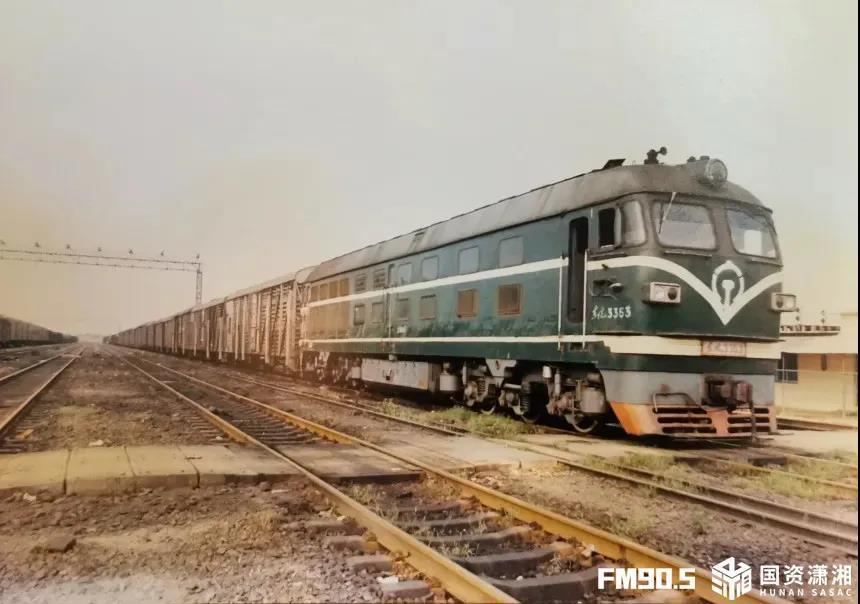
[512,381,545,423]
[565,411,599,434]
[478,398,498,415]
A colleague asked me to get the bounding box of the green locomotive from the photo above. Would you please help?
[301,151,796,437]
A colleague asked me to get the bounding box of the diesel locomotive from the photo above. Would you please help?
[111,150,796,439]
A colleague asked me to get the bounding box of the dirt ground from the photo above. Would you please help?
[16,348,217,451]
[0,483,388,604]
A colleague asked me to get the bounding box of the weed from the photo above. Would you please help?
[427,407,532,438]
[689,511,709,536]
[786,457,856,483]
[436,541,475,558]
[616,452,675,473]
[728,471,839,500]
[609,514,653,540]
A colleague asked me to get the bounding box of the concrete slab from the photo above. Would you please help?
[180,444,261,486]
[126,445,198,489]
[516,434,666,461]
[277,443,420,483]
[382,434,558,471]
[184,444,298,486]
[67,447,136,495]
[0,449,69,495]
[769,429,859,456]
[228,445,303,483]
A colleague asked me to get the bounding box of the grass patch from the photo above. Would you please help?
[819,449,859,465]
[727,470,840,500]
[375,397,544,439]
[786,457,856,483]
[615,452,676,473]
[425,407,533,438]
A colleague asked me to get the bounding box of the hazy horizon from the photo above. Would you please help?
[2,1,857,335]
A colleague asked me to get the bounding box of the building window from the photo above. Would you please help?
[498,236,524,268]
[458,246,479,274]
[310,285,319,302]
[395,298,410,321]
[457,289,478,318]
[421,256,439,281]
[396,263,412,285]
[319,283,329,300]
[777,353,798,383]
[338,278,349,297]
[419,295,437,320]
[353,304,365,325]
[370,302,384,324]
[354,274,367,293]
[372,268,386,290]
[497,284,522,316]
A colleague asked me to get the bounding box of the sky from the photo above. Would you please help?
[1,0,857,336]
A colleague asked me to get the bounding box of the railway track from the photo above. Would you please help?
[0,346,84,453]
[206,363,860,482]
[136,352,858,558]
[777,416,858,432]
[110,348,790,604]
[0,343,66,360]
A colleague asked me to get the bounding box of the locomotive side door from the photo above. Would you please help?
[566,213,591,329]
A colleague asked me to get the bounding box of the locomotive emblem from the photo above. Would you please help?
[711,260,745,309]
[588,256,783,326]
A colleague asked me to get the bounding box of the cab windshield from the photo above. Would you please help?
[651,200,716,250]
[727,209,779,258]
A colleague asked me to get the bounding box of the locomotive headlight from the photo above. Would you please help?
[644,282,681,304]
[770,293,797,312]
[692,158,728,188]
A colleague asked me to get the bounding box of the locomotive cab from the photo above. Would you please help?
[551,156,797,437]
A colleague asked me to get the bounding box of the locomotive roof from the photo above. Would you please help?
[308,161,766,282]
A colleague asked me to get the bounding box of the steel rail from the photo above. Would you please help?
[200,366,859,501]
[134,354,790,604]
[683,454,857,496]
[218,371,466,436]
[0,349,73,385]
[214,365,859,487]
[701,436,858,475]
[113,352,516,604]
[492,440,858,556]
[0,348,83,437]
[0,343,63,358]
[777,416,858,432]
[164,360,859,555]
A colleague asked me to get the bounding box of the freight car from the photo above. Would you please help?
[113,151,796,439]
[0,314,76,348]
[110,268,313,370]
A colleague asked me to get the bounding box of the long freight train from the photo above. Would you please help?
[0,314,76,348]
[109,152,796,438]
